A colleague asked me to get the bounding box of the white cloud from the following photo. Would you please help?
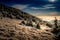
[30,7,46,10]
[12,4,28,10]
[30,4,56,10]
[30,7,45,10]
[43,4,55,9]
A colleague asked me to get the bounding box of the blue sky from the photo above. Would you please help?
[0,0,60,16]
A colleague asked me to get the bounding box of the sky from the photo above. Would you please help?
[0,0,60,16]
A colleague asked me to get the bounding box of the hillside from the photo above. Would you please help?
[0,4,44,28]
[0,4,41,22]
[0,4,54,29]
[0,18,55,40]
[0,4,56,40]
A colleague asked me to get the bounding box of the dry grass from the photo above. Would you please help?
[0,18,55,40]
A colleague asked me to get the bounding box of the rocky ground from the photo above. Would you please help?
[0,18,55,40]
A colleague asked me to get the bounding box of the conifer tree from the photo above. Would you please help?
[36,23,40,29]
[52,17,58,35]
[54,17,58,28]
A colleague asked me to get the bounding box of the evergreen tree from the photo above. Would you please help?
[26,20,33,27]
[29,20,33,27]
[36,23,40,29]
[54,17,58,28]
[52,17,58,34]
[52,17,60,40]
[21,20,25,24]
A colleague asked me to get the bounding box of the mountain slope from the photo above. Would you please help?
[0,4,55,40]
[0,4,43,29]
[0,4,41,22]
[0,18,55,40]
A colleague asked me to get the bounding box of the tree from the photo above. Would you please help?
[52,17,58,34]
[26,20,33,27]
[54,17,58,28]
[52,17,60,40]
[21,20,25,24]
[36,23,40,29]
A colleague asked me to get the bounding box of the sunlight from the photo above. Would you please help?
[49,0,56,2]
[37,16,60,21]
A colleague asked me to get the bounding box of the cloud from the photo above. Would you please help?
[30,4,56,10]
[30,7,40,9]
[43,4,56,9]
[30,7,46,10]
[12,4,28,10]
